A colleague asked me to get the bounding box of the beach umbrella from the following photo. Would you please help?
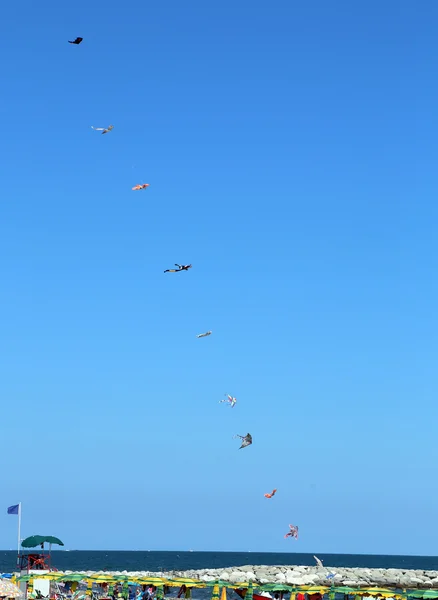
[220,587,227,600]
[136,578,167,588]
[21,535,64,548]
[244,583,253,600]
[89,575,118,584]
[211,586,220,600]
[59,575,88,583]
[168,579,202,588]
[0,580,23,599]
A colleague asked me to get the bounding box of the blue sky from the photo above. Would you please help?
[1,0,438,556]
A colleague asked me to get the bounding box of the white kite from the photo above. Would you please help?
[314,556,323,568]
[196,331,212,338]
[91,125,114,134]
[220,394,237,408]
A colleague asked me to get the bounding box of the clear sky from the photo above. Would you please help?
[1,0,437,556]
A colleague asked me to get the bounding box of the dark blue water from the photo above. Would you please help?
[1,551,438,573]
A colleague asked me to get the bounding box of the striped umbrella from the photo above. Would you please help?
[89,575,118,584]
[244,583,253,600]
[211,586,220,600]
[0,580,23,599]
[59,575,88,583]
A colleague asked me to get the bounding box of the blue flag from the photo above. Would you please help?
[7,504,19,515]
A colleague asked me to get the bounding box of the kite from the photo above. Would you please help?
[220,394,236,408]
[164,264,192,273]
[284,524,298,539]
[91,125,114,134]
[264,489,277,499]
[68,37,83,45]
[235,433,252,449]
[314,556,323,568]
[196,331,212,338]
[132,184,150,191]
[326,573,336,580]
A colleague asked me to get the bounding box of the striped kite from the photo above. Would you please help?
[164,264,192,273]
[235,433,252,449]
[91,125,114,134]
[284,524,298,539]
[264,489,277,499]
[132,184,150,191]
[220,394,236,408]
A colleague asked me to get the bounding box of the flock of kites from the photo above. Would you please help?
[67,35,308,548]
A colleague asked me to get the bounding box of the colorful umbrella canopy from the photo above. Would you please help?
[260,585,293,592]
[0,580,24,598]
[64,576,87,583]
[87,575,118,583]
[21,535,64,548]
[166,579,203,588]
[211,586,220,600]
[244,584,254,600]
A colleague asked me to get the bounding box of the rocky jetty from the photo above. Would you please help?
[58,566,438,589]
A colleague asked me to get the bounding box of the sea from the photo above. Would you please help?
[1,551,438,574]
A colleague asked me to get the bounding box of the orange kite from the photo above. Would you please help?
[132,184,150,191]
[264,489,277,498]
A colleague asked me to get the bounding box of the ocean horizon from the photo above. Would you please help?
[1,550,438,573]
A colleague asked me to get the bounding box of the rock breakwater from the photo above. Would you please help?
[59,566,438,589]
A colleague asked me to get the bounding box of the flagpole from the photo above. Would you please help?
[17,503,21,562]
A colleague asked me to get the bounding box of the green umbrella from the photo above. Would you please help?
[244,583,253,600]
[59,574,87,583]
[260,585,293,593]
[211,585,220,600]
[21,535,64,548]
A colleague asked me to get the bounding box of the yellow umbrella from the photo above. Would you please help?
[88,575,118,583]
[0,580,24,599]
[211,585,220,600]
[220,587,227,600]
